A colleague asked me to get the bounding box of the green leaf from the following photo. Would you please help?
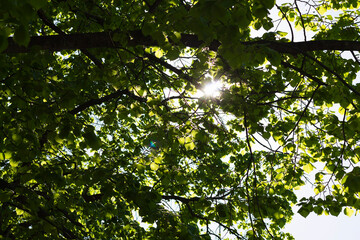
[344,174,360,193]
[83,130,101,150]
[314,184,324,194]
[150,162,159,171]
[27,0,47,9]
[16,208,24,216]
[234,8,251,28]
[317,5,328,15]
[253,4,268,19]
[216,204,228,218]
[0,34,8,52]
[155,49,164,58]
[298,206,311,218]
[329,205,342,216]
[14,25,30,47]
[185,141,195,150]
[260,0,275,9]
[142,22,154,36]
[166,48,180,60]
[344,207,354,217]
[314,206,323,215]
[303,163,315,173]
[262,131,271,139]
[0,151,12,160]
[265,48,282,66]
[0,190,12,202]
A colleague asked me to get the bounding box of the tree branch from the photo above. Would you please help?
[68,89,146,115]
[145,53,200,88]
[162,194,231,202]
[4,31,360,55]
[302,52,360,97]
[37,9,104,68]
[148,0,163,13]
[276,4,294,42]
[162,195,200,203]
[281,61,327,86]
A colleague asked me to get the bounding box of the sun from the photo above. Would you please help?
[202,81,222,97]
[191,80,223,98]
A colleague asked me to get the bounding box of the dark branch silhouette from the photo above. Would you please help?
[4,31,360,55]
[68,89,146,115]
[37,9,104,68]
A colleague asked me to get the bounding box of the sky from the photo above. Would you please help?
[285,211,360,239]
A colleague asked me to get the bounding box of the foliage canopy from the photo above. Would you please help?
[1,0,360,239]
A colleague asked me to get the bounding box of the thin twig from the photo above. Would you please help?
[276,4,294,42]
[294,0,307,41]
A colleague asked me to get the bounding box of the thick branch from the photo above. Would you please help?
[4,31,154,53]
[37,10,104,68]
[162,194,229,202]
[162,195,200,203]
[4,31,360,55]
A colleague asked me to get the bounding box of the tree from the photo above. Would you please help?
[1,0,360,239]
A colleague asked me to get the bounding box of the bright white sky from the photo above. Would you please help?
[285,210,360,240]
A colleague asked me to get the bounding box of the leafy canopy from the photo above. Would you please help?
[1,0,360,239]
